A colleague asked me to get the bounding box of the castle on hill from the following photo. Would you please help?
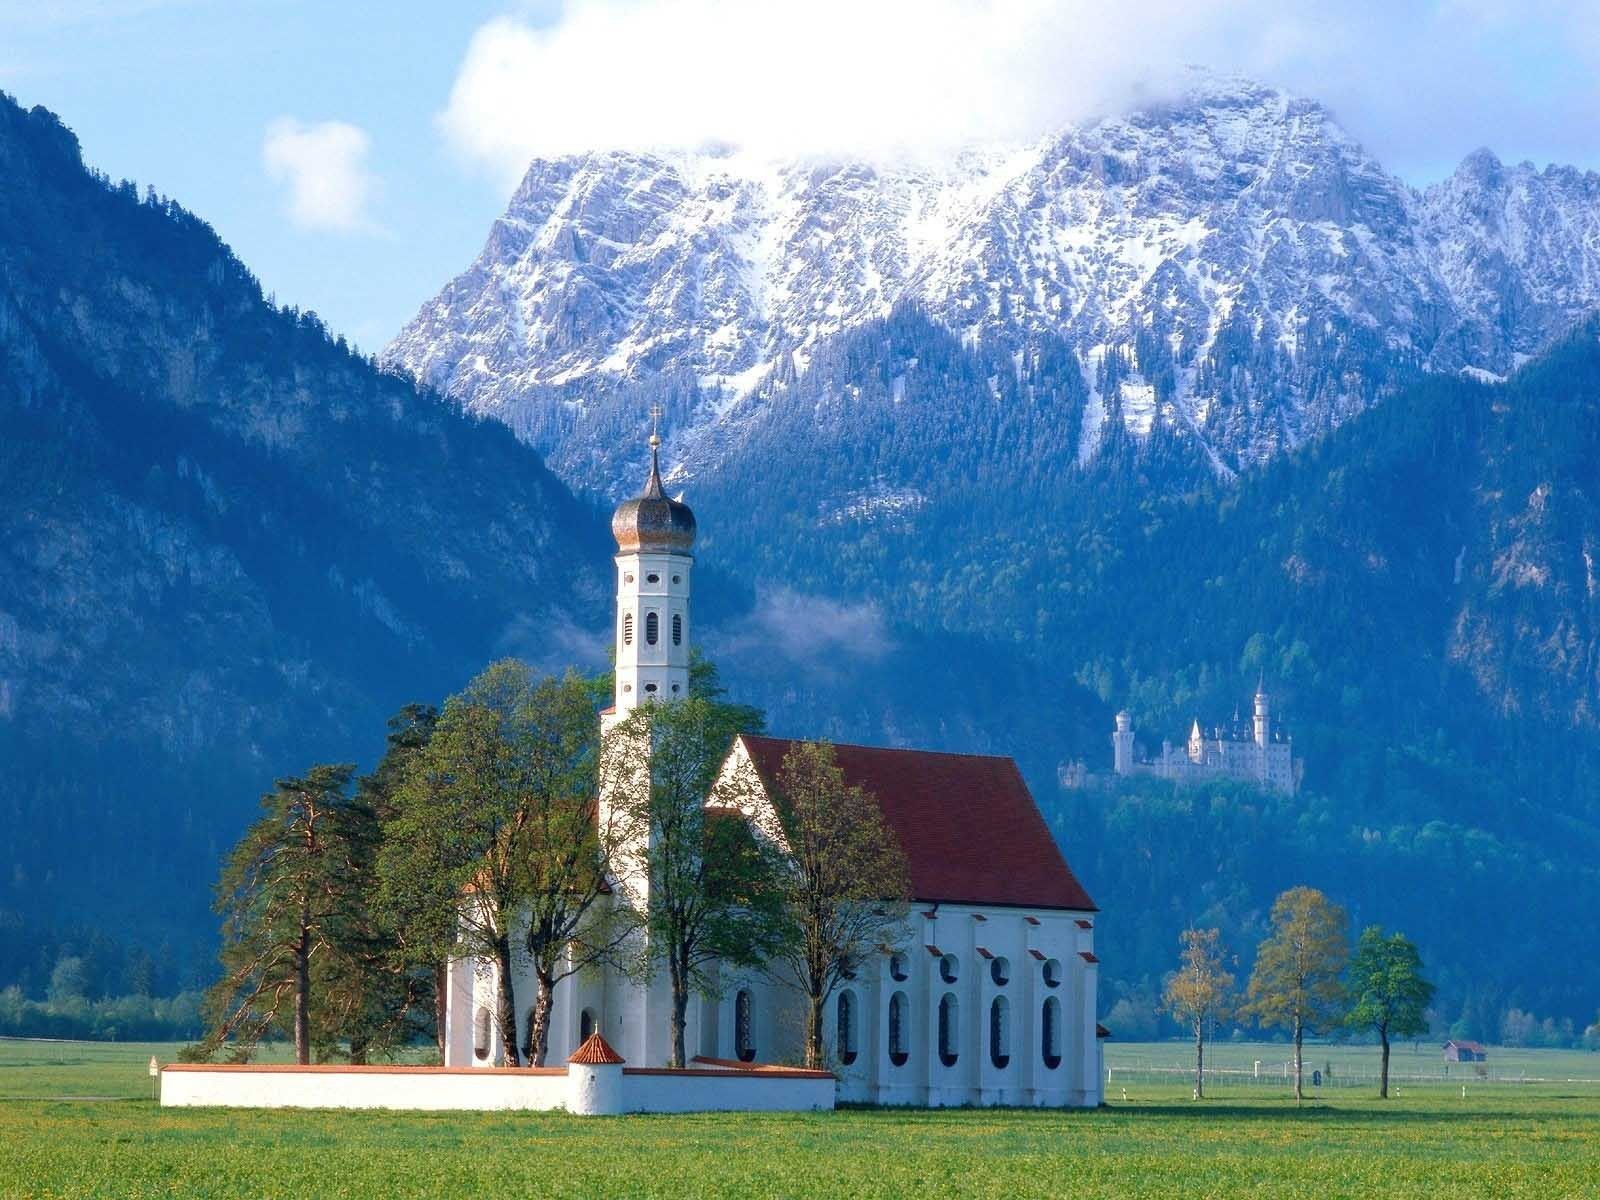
[1059,685,1300,795]
[1112,685,1299,794]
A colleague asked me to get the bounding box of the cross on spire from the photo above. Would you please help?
[649,403,663,449]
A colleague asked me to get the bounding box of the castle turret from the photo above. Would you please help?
[1112,711,1134,775]
[1253,679,1269,748]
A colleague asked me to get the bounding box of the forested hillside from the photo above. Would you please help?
[0,93,609,983]
[702,316,1600,1034]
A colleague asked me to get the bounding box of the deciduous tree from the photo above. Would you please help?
[1162,927,1235,1099]
[1244,886,1348,1100]
[606,697,788,1068]
[1345,926,1433,1098]
[759,741,911,1070]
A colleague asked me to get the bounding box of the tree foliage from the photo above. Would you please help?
[1245,886,1349,1100]
[188,764,361,1064]
[606,697,788,1068]
[1162,927,1235,1099]
[1346,925,1435,1097]
[761,741,911,1069]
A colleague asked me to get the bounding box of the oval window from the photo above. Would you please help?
[646,573,659,584]
[990,996,1010,1069]
[1042,996,1062,1069]
[735,990,755,1063]
[939,954,959,984]
[991,956,1010,987]
[889,952,909,982]
[473,1005,491,1061]
[837,991,858,1066]
[1042,958,1063,988]
[888,991,909,1067]
[938,994,959,1067]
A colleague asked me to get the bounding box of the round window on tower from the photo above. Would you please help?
[646,573,659,584]
[672,574,681,584]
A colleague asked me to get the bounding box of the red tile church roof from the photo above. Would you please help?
[738,736,1097,912]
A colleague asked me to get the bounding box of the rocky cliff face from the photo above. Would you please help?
[387,75,1600,494]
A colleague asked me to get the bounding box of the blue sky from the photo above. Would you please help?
[2,1,1596,352]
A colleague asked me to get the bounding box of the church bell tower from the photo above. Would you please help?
[605,408,695,730]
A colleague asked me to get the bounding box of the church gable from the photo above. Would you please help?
[733,735,1096,912]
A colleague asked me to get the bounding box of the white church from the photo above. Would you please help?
[162,429,1107,1112]
[436,430,1107,1108]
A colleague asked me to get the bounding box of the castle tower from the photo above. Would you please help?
[604,410,695,730]
[1253,679,1269,748]
[1187,719,1204,764]
[1112,711,1134,775]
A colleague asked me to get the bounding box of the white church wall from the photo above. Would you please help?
[621,1068,834,1113]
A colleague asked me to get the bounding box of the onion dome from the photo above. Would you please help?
[611,421,696,553]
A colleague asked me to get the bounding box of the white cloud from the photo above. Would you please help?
[261,117,378,234]
[439,0,1600,183]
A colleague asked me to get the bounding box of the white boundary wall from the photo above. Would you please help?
[160,1063,834,1115]
[161,1066,569,1111]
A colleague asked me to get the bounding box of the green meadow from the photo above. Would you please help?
[1,1039,1596,1199]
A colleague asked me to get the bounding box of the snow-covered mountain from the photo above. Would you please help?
[386,75,1600,494]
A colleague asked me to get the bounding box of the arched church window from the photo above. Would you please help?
[1041,996,1062,1069]
[990,997,1010,1068]
[646,612,659,645]
[735,989,755,1062]
[623,613,633,645]
[672,614,683,645]
[938,994,959,1067]
[473,1006,491,1061]
[888,991,909,1066]
[837,990,858,1066]
[579,1008,596,1044]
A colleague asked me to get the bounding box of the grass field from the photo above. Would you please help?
[1,1038,1596,1198]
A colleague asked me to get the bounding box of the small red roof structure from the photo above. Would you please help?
[1097,1024,1112,1039]
[738,736,1097,911]
[1075,919,1093,929]
[1079,951,1099,963]
[568,1032,626,1065]
[1443,1039,1488,1062]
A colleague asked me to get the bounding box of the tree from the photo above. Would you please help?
[511,671,634,1067]
[1345,926,1434,1098]
[606,696,788,1068]
[1244,886,1349,1100]
[761,741,911,1069]
[1162,928,1235,1099]
[379,662,543,1066]
[190,763,360,1064]
[316,704,440,1064]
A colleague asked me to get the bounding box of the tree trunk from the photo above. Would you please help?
[806,991,826,1071]
[293,921,310,1066]
[1194,1017,1205,1099]
[495,934,521,1068]
[1379,1025,1391,1099]
[525,974,555,1067]
[434,963,448,1063]
[668,954,688,1069]
[1293,1015,1304,1102]
[349,1037,368,1067]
